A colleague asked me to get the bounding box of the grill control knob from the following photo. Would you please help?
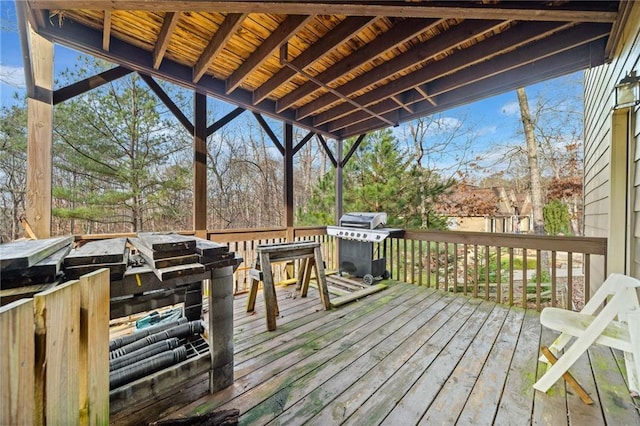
[376,235,381,240]
[363,234,367,239]
[356,233,361,238]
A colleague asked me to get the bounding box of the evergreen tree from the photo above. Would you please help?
[298,129,452,228]
[52,61,191,233]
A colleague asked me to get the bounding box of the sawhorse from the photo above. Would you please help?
[247,241,330,331]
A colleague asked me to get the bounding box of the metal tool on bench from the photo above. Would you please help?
[326,212,403,285]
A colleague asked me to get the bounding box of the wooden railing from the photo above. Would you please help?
[207,227,607,312]
[383,230,607,311]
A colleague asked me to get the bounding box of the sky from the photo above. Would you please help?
[0,1,583,177]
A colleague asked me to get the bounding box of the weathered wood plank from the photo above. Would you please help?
[238,289,450,425]
[113,283,640,425]
[341,300,493,424]
[173,285,424,417]
[137,232,196,252]
[34,279,81,425]
[64,260,127,281]
[531,327,568,426]
[0,244,70,286]
[329,283,387,307]
[0,299,35,426]
[493,309,541,424]
[212,286,438,421]
[153,263,206,281]
[589,345,640,425]
[0,235,73,271]
[307,296,484,426]
[194,238,228,257]
[407,303,509,424]
[272,292,457,425]
[455,307,526,425]
[235,284,417,361]
[0,282,58,306]
[64,237,126,266]
[565,343,604,425]
[79,269,110,425]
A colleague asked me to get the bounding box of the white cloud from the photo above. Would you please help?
[0,64,26,89]
[500,101,519,116]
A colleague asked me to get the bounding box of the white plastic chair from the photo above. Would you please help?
[534,273,640,394]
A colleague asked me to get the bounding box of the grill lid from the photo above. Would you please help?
[339,212,387,230]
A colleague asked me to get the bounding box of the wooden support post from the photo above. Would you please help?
[284,122,294,241]
[0,299,35,426]
[194,92,207,233]
[335,139,343,224]
[34,280,81,425]
[259,252,278,331]
[300,257,313,297]
[79,269,110,425]
[25,21,53,238]
[313,245,331,309]
[209,266,234,393]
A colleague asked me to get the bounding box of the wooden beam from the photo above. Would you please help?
[319,20,575,130]
[226,15,312,94]
[53,66,132,104]
[300,19,503,121]
[194,92,207,231]
[338,40,605,138]
[28,1,619,23]
[206,106,245,136]
[414,86,437,106]
[252,15,377,104]
[253,112,284,155]
[153,11,180,69]
[316,134,337,168]
[21,10,53,238]
[293,131,314,156]
[102,10,111,51]
[36,17,337,139]
[284,123,294,230]
[341,133,366,167]
[277,18,440,112]
[139,73,194,134]
[604,0,634,60]
[391,95,414,113]
[193,13,245,83]
[336,24,606,132]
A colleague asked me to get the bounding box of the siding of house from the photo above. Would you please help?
[584,2,640,286]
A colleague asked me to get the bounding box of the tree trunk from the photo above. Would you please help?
[516,87,545,235]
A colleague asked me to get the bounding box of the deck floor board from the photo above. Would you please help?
[112,281,640,425]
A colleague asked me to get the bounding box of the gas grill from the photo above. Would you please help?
[326,212,403,284]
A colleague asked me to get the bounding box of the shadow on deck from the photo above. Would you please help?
[112,281,640,425]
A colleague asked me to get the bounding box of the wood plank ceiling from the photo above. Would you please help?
[24,1,621,140]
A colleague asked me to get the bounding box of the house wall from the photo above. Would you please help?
[584,2,640,287]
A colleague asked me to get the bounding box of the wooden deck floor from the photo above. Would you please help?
[112,281,640,425]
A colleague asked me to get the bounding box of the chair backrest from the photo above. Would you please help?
[580,273,640,317]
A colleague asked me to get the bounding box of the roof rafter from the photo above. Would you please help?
[193,13,246,83]
[297,19,505,121]
[225,14,312,94]
[28,1,618,23]
[35,16,336,138]
[318,20,584,129]
[277,17,442,112]
[338,39,606,138]
[252,15,377,104]
[328,23,609,132]
[153,11,181,69]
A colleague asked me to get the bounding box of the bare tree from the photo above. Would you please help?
[516,87,545,235]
